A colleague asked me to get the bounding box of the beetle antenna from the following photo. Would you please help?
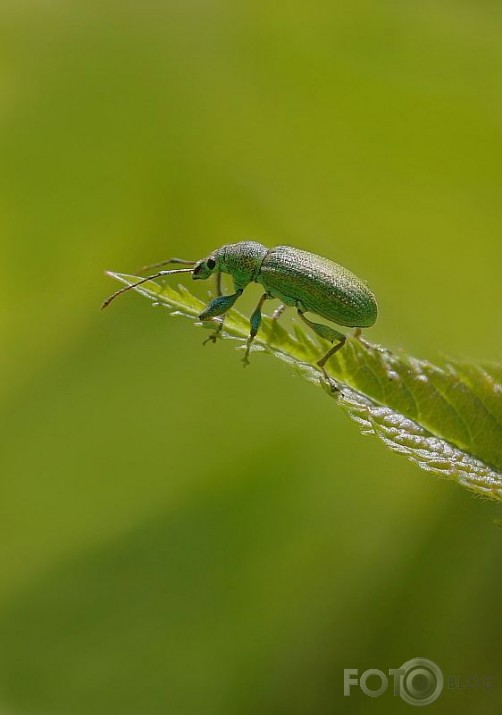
[101,268,193,310]
[137,258,196,273]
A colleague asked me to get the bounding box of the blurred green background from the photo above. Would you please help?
[1,1,501,713]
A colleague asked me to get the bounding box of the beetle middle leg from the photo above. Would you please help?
[297,309,346,378]
[242,293,271,366]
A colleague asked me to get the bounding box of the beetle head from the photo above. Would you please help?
[192,251,220,281]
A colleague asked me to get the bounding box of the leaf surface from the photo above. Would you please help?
[105,273,502,501]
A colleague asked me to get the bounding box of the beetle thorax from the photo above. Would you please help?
[217,241,268,288]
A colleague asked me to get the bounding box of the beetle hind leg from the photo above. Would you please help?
[297,310,346,378]
[317,339,347,379]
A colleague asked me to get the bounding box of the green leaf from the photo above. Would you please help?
[105,273,502,502]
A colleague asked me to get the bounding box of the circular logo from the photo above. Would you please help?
[398,658,444,706]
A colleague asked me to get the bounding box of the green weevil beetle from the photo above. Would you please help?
[102,241,378,376]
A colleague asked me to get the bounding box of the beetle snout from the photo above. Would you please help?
[192,261,209,280]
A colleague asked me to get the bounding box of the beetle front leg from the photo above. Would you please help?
[297,310,346,378]
[199,289,243,345]
[243,293,271,366]
[202,318,225,345]
[203,272,225,344]
[215,271,222,297]
[199,289,243,320]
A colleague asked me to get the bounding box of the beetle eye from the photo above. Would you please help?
[207,258,216,270]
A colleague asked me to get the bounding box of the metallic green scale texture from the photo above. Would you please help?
[102,240,378,376]
[192,241,377,374]
[258,246,377,328]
